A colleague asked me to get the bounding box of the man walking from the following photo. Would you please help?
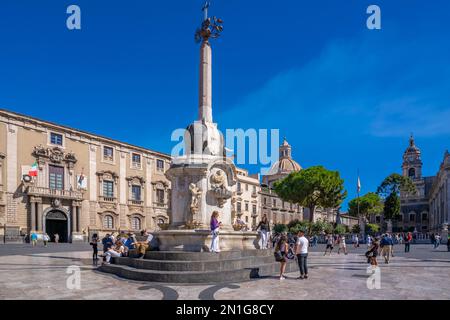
[30,232,38,247]
[434,234,441,249]
[295,230,309,280]
[380,234,394,264]
[324,234,334,256]
[337,234,348,255]
[405,232,412,253]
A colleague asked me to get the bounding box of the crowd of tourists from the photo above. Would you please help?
[93,230,158,265]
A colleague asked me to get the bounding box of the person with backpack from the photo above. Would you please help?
[274,234,289,280]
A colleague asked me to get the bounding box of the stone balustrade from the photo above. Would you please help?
[28,186,83,200]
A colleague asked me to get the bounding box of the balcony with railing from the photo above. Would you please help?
[99,196,116,203]
[128,199,144,206]
[131,161,142,170]
[154,202,168,209]
[28,186,83,200]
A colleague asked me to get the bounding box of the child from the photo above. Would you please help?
[90,233,99,263]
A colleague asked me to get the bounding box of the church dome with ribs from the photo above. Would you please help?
[267,138,302,175]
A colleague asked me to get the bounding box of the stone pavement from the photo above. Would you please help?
[0,244,449,300]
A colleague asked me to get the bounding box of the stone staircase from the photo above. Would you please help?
[99,250,298,283]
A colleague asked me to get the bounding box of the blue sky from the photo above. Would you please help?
[1,0,449,210]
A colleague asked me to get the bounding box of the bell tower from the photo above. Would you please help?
[402,134,422,180]
[279,137,292,160]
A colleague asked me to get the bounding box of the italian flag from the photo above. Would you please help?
[29,162,38,177]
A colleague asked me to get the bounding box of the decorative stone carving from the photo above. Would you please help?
[99,202,117,210]
[126,176,145,187]
[32,145,78,168]
[51,198,62,208]
[211,170,226,189]
[152,180,169,191]
[96,171,119,183]
[189,183,202,222]
[210,170,232,208]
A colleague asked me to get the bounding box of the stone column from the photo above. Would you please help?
[71,203,77,234]
[76,206,80,232]
[198,41,213,122]
[30,198,36,231]
[37,200,43,232]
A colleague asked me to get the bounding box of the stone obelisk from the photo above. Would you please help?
[156,3,258,252]
[199,40,213,123]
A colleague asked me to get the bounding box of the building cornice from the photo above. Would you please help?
[0,108,171,160]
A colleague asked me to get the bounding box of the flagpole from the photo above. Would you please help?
[357,169,360,217]
[357,169,364,240]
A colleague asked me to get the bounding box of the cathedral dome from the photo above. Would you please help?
[268,157,302,175]
[267,138,302,175]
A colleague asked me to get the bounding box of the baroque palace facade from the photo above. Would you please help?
[0,109,172,242]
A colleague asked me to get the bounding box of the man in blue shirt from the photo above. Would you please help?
[30,232,38,247]
[380,234,394,264]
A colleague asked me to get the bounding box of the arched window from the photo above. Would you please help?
[103,215,114,229]
[131,217,141,230]
[408,168,416,178]
[157,218,165,225]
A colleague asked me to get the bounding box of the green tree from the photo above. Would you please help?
[383,192,401,220]
[348,192,383,220]
[334,224,347,235]
[274,166,347,223]
[311,220,332,235]
[365,223,380,235]
[351,224,361,234]
[377,173,416,220]
[273,224,288,234]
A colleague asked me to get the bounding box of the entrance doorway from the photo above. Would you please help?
[45,210,69,243]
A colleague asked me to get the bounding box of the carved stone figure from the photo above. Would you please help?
[211,170,226,190]
[210,170,232,208]
[188,183,202,220]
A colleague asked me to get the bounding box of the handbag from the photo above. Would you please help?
[274,250,284,262]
